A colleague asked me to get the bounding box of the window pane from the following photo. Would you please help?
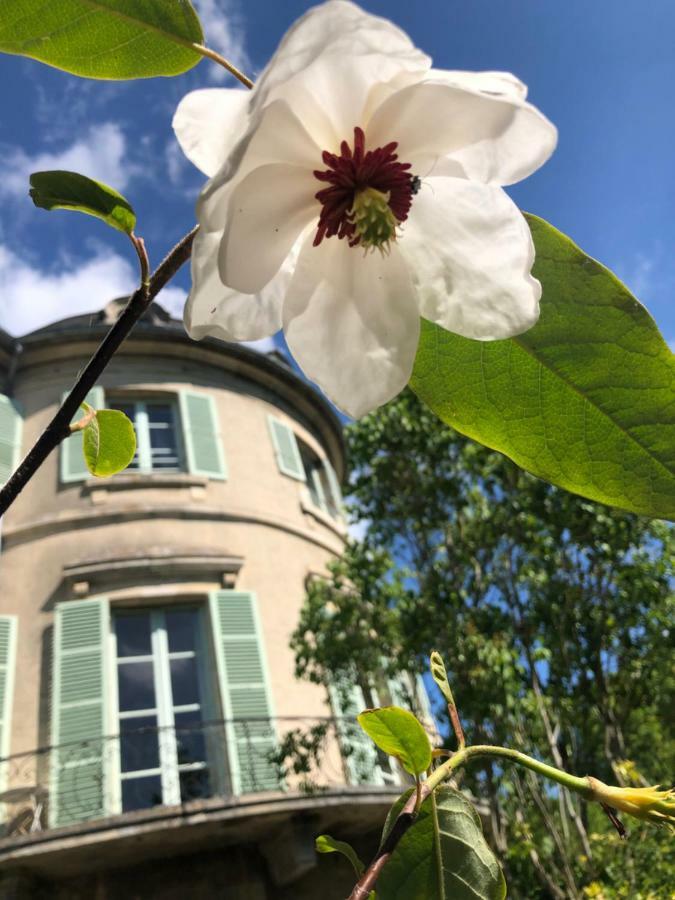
[118,661,156,711]
[122,774,163,812]
[166,610,197,653]
[148,404,180,470]
[179,769,211,803]
[170,657,200,706]
[120,716,159,773]
[115,613,152,657]
[175,710,206,765]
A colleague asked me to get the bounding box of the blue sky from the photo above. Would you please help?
[0,0,673,353]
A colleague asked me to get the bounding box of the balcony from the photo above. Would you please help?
[0,717,404,882]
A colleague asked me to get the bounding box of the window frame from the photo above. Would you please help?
[108,395,187,475]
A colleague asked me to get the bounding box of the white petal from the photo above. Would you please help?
[283,235,420,418]
[400,177,540,340]
[219,163,318,294]
[197,99,322,233]
[253,1,429,116]
[172,88,249,177]
[185,230,286,341]
[429,68,528,101]
[368,80,557,186]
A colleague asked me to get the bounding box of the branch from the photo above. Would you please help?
[0,226,198,517]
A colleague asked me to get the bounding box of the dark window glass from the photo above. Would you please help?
[179,768,211,803]
[117,661,156,711]
[147,404,180,470]
[175,710,206,764]
[166,610,197,653]
[170,657,200,706]
[121,775,163,812]
[115,613,152,658]
[298,440,324,508]
[120,716,159,773]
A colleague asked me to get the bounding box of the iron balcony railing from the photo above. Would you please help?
[0,716,402,839]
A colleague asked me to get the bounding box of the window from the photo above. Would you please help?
[268,415,343,519]
[109,400,184,473]
[113,608,213,812]
[61,388,227,482]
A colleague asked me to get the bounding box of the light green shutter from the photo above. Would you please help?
[51,598,109,826]
[0,617,18,775]
[208,591,279,794]
[0,395,22,487]
[329,676,383,786]
[267,415,306,481]
[323,458,343,517]
[179,390,227,480]
[387,672,413,709]
[60,386,104,483]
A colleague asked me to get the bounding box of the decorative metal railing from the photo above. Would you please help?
[0,716,400,839]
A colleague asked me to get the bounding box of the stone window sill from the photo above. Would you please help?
[300,494,347,538]
[83,473,209,493]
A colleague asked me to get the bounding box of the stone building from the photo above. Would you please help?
[0,301,430,898]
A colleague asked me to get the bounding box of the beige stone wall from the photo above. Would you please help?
[0,327,346,772]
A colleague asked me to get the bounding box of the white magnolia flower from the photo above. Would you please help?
[174,0,557,417]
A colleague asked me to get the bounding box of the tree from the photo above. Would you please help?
[291,390,674,899]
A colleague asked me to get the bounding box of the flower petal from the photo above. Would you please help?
[400,177,540,340]
[185,230,286,341]
[283,235,420,418]
[219,164,318,294]
[367,79,557,186]
[429,68,528,101]
[172,88,250,177]
[253,0,429,117]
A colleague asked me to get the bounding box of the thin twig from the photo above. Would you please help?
[0,226,198,517]
[191,43,254,88]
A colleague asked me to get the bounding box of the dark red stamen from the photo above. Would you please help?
[313,126,414,247]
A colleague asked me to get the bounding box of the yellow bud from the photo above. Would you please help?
[587,776,675,825]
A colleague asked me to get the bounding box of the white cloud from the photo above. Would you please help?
[242,336,279,354]
[192,0,250,84]
[0,123,132,199]
[0,245,137,336]
[155,284,187,320]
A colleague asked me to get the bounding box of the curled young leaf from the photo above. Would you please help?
[357,706,432,776]
[29,171,137,235]
[315,834,364,877]
[429,651,454,708]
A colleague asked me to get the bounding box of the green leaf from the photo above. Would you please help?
[377,786,506,900]
[29,171,136,235]
[0,0,203,79]
[429,651,454,708]
[357,707,432,776]
[411,215,675,521]
[315,834,364,877]
[82,405,136,477]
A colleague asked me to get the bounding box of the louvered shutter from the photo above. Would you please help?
[267,415,306,481]
[179,390,227,479]
[60,386,105,483]
[387,672,413,709]
[329,676,383,786]
[0,396,22,487]
[323,459,343,517]
[0,617,18,774]
[51,598,110,826]
[208,591,279,794]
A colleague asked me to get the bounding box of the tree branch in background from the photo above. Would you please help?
[0,226,198,517]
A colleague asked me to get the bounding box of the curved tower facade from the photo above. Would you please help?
[0,302,426,899]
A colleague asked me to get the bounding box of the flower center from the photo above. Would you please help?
[313,126,415,251]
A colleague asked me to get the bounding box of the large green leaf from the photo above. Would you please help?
[30,171,136,234]
[358,707,432,776]
[411,215,675,520]
[82,406,136,477]
[0,0,203,79]
[377,787,506,900]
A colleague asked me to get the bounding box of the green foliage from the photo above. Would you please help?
[81,405,136,476]
[357,706,432,776]
[412,215,675,521]
[377,786,506,900]
[291,389,674,897]
[315,834,364,877]
[29,171,136,234]
[0,0,203,79]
